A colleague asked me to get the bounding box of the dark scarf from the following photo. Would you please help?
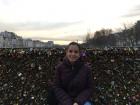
[63,56,84,71]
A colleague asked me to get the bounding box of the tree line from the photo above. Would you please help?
[84,20,140,48]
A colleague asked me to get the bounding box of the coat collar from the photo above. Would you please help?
[63,56,84,69]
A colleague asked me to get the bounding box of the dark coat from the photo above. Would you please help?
[53,57,93,105]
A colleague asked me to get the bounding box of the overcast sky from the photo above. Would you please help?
[0,0,140,44]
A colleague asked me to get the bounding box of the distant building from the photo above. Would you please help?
[47,41,54,48]
[0,31,23,48]
[23,39,34,48]
[0,35,4,48]
[23,39,28,48]
[12,38,17,48]
[33,40,45,48]
[0,31,13,48]
[16,37,23,48]
[0,31,54,48]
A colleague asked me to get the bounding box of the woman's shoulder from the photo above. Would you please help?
[82,63,92,72]
[83,63,90,68]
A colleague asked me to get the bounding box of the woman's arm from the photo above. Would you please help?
[53,66,73,105]
[75,66,93,105]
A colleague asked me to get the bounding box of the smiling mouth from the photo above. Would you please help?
[70,57,77,59]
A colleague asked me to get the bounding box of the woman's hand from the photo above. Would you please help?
[73,102,78,105]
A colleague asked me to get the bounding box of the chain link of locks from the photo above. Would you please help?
[0,48,139,105]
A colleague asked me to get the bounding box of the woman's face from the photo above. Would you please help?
[66,45,80,63]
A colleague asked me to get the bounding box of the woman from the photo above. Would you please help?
[53,42,93,105]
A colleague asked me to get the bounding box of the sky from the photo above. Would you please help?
[0,0,140,45]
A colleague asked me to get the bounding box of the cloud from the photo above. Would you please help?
[0,0,16,6]
[0,21,83,31]
[28,35,84,41]
[122,5,140,17]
